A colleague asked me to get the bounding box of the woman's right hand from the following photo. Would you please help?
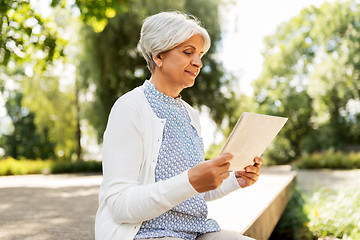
[188,153,233,193]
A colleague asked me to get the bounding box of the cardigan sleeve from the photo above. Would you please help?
[203,171,241,201]
[101,96,199,224]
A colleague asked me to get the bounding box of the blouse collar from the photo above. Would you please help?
[144,80,182,106]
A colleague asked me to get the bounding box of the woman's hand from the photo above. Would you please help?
[235,157,263,188]
[188,153,233,193]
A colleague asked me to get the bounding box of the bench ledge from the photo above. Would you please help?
[207,166,297,240]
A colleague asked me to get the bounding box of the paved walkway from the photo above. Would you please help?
[0,168,359,240]
[0,174,101,240]
[296,168,360,194]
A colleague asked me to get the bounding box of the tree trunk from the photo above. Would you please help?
[75,79,82,161]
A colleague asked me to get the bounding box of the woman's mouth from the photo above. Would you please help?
[185,70,197,77]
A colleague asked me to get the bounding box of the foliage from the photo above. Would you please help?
[21,69,78,159]
[305,188,360,239]
[0,1,76,159]
[252,0,360,164]
[0,0,63,69]
[205,141,225,160]
[270,186,314,240]
[51,158,102,173]
[0,157,102,176]
[295,150,360,169]
[50,0,128,32]
[79,0,237,141]
[0,90,55,159]
[0,157,51,175]
[1,0,126,160]
[271,185,360,239]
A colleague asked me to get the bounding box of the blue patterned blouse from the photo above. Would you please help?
[134,81,220,240]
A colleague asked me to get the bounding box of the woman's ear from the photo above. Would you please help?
[152,53,163,69]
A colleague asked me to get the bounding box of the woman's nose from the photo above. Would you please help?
[192,55,203,68]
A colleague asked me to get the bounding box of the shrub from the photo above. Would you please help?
[0,157,51,175]
[0,157,102,176]
[295,150,360,169]
[51,160,102,173]
[305,188,360,239]
[270,186,315,240]
[271,185,360,239]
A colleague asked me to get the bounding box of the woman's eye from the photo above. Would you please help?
[184,52,191,55]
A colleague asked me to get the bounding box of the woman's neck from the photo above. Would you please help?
[149,76,181,98]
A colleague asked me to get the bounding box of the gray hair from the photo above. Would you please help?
[138,11,211,72]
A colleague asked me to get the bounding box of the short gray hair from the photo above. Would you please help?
[138,11,211,72]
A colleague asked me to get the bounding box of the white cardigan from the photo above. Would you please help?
[95,86,241,240]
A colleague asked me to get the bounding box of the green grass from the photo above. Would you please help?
[0,157,102,176]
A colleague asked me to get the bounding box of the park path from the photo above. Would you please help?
[0,168,359,240]
[296,168,360,194]
[0,174,101,240]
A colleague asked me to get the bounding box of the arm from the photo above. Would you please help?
[204,171,241,202]
[102,98,198,224]
[203,157,264,201]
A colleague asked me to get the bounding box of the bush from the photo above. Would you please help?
[271,186,360,240]
[295,150,360,169]
[0,157,102,176]
[51,160,102,173]
[270,186,315,240]
[305,188,360,239]
[0,157,51,175]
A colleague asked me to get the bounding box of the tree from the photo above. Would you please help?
[1,0,130,160]
[252,0,360,163]
[1,90,55,159]
[0,0,63,69]
[306,0,360,149]
[79,0,236,141]
[0,0,67,159]
[19,8,83,160]
[21,70,79,159]
[50,0,128,32]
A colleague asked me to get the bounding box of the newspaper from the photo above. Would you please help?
[219,112,288,170]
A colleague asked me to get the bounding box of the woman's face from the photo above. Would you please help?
[157,34,204,95]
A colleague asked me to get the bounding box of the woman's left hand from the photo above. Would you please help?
[235,157,263,188]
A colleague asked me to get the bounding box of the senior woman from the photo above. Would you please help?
[95,11,262,240]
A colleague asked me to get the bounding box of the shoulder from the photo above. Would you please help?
[106,87,149,128]
[115,87,144,105]
[111,87,146,113]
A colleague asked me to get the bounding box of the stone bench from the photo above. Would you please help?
[207,165,297,240]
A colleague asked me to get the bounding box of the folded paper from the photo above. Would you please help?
[220,112,288,171]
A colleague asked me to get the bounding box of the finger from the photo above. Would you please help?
[235,170,244,178]
[253,157,263,167]
[245,166,260,175]
[212,153,233,166]
[237,171,259,181]
[219,170,230,180]
[218,161,231,172]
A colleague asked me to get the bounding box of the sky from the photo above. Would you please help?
[0,0,335,153]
